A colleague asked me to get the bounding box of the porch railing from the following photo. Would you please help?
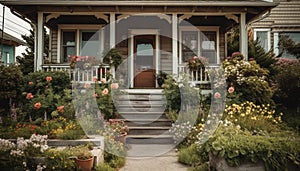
[42,64,111,83]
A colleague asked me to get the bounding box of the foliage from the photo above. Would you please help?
[248,40,277,74]
[224,101,282,133]
[0,65,24,116]
[102,48,123,69]
[44,148,75,171]
[197,124,300,171]
[69,56,100,70]
[162,76,181,112]
[223,52,274,105]
[187,56,208,71]
[16,28,49,75]
[70,144,93,160]
[278,35,300,59]
[95,162,115,171]
[271,58,300,109]
[178,144,206,166]
[105,119,129,136]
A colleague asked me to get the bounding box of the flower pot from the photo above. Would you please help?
[76,157,94,171]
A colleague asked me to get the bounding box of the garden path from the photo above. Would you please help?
[120,144,188,171]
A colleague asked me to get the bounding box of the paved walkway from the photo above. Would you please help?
[120,144,189,171]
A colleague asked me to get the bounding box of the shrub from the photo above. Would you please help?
[0,65,24,116]
[223,52,274,105]
[178,144,206,166]
[272,58,300,109]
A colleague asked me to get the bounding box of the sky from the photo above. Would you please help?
[0,4,31,57]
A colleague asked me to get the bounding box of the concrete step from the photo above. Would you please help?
[125,118,172,127]
[117,100,165,105]
[117,107,165,113]
[118,94,165,101]
[126,134,174,144]
[128,126,170,135]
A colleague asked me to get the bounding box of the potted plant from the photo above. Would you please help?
[187,56,208,71]
[106,119,129,144]
[102,48,123,69]
[74,145,94,171]
[156,71,167,88]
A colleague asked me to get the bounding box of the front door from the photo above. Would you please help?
[134,35,156,88]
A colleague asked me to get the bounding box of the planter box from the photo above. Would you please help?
[209,153,264,171]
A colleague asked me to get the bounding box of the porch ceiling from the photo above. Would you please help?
[1,0,277,28]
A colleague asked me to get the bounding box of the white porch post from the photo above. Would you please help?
[240,13,248,60]
[36,12,44,71]
[110,13,116,78]
[172,14,178,75]
[273,32,279,56]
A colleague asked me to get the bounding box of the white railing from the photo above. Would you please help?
[178,64,219,85]
[42,64,111,83]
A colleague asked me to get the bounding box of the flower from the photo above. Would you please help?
[101,78,106,83]
[214,92,221,99]
[34,102,42,109]
[28,82,33,85]
[26,93,34,99]
[106,119,129,136]
[111,83,119,89]
[102,88,109,96]
[93,77,98,82]
[187,56,208,71]
[93,93,98,98]
[46,76,52,82]
[84,83,90,89]
[228,86,234,94]
[57,106,64,113]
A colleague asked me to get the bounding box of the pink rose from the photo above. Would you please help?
[228,86,234,94]
[26,93,34,99]
[57,106,64,113]
[34,102,42,109]
[93,93,98,98]
[214,92,221,99]
[101,78,106,83]
[84,83,90,89]
[102,88,109,96]
[46,76,52,82]
[93,77,98,82]
[111,83,119,89]
[28,82,33,85]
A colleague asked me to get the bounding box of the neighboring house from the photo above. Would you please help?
[0,0,276,88]
[251,0,300,58]
[0,29,25,64]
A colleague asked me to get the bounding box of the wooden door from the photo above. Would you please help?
[134,35,156,88]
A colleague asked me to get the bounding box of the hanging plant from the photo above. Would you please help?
[102,48,123,69]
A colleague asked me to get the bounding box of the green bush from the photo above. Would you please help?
[0,65,24,116]
[95,163,115,171]
[272,58,300,109]
[178,144,206,166]
[223,52,274,105]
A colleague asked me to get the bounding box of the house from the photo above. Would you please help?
[0,29,25,64]
[0,0,277,88]
[251,0,300,59]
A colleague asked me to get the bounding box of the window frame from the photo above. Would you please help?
[57,24,104,63]
[179,26,220,65]
[254,28,271,52]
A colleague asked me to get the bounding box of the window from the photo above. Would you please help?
[254,29,270,52]
[62,31,76,62]
[279,32,300,59]
[60,25,103,63]
[180,27,219,64]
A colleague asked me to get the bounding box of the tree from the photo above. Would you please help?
[278,35,300,59]
[17,27,49,75]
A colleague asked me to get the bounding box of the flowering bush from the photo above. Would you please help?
[224,101,282,132]
[169,121,193,143]
[105,119,129,137]
[223,52,273,105]
[187,56,208,71]
[69,56,100,69]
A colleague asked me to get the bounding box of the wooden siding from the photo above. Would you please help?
[219,31,226,61]
[251,0,300,29]
[160,36,173,75]
[50,29,58,63]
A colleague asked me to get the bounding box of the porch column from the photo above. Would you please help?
[36,12,44,71]
[110,13,116,48]
[109,12,116,78]
[273,32,279,56]
[172,14,178,75]
[240,13,248,60]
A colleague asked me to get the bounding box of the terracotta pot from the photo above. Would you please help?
[76,157,94,171]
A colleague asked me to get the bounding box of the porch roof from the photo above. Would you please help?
[0,0,277,31]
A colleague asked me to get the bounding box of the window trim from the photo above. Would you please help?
[179,26,220,65]
[57,24,104,63]
[253,28,271,52]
